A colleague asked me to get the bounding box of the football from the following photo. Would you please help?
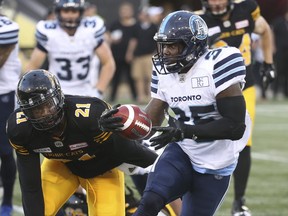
[113,104,152,140]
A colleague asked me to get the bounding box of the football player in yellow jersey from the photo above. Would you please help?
[6,69,157,216]
[198,0,275,215]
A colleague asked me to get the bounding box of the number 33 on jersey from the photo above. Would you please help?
[35,16,105,95]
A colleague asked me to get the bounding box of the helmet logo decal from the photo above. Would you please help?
[189,15,208,41]
[152,11,208,74]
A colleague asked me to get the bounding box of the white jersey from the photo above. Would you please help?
[35,16,105,96]
[0,16,21,95]
[151,46,251,170]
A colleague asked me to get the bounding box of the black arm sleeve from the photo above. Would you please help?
[16,153,45,216]
[182,96,246,140]
[113,135,158,167]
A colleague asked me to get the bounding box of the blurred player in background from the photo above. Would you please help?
[26,0,115,99]
[198,0,275,215]
[0,0,21,214]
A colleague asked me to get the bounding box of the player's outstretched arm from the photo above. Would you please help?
[16,153,45,215]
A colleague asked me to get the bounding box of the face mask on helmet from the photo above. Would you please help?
[201,0,234,18]
[54,0,85,29]
[152,11,208,74]
[60,193,88,216]
[17,70,65,131]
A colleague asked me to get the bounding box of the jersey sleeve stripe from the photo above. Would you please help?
[36,42,48,53]
[151,70,158,94]
[9,141,29,155]
[213,53,246,88]
[151,86,157,94]
[94,26,106,39]
[0,29,19,44]
[214,68,245,88]
[214,53,243,73]
[36,29,48,42]
[214,59,245,79]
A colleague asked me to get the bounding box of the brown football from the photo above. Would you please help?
[113,104,152,140]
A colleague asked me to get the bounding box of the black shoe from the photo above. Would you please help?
[125,185,139,216]
[231,197,251,216]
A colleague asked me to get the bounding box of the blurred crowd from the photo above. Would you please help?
[3,1,288,102]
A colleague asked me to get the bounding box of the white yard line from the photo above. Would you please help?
[13,205,24,215]
[256,104,288,112]
[252,152,288,163]
[254,123,288,130]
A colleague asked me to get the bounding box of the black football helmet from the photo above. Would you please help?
[152,11,208,74]
[57,192,88,216]
[54,0,85,29]
[17,69,65,131]
[201,0,234,18]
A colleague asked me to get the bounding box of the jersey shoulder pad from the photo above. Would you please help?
[210,46,246,91]
[236,0,260,21]
[64,95,109,131]
[81,16,106,38]
[6,109,32,155]
[35,20,58,43]
[0,16,19,45]
[36,20,58,33]
[0,16,19,32]
[214,46,242,61]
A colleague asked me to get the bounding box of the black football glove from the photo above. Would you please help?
[150,116,184,150]
[98,104,124,132]
[260,62,276,90]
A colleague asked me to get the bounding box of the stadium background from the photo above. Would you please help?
[2,0,287,49]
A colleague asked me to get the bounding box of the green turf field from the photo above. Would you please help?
[8,99,288,216]
[216,100,288,215]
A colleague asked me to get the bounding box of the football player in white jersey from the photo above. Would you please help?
[130,11,252,215]
[0,0,20,214]
[26,0,115,98]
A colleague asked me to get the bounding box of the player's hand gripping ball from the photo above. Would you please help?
[113,104,152,140]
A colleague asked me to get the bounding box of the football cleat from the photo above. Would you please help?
[125,185,139,216]
[231,198,251,216]
[57,192,88,216]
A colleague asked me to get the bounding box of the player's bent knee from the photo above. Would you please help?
[138,191,165,213]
